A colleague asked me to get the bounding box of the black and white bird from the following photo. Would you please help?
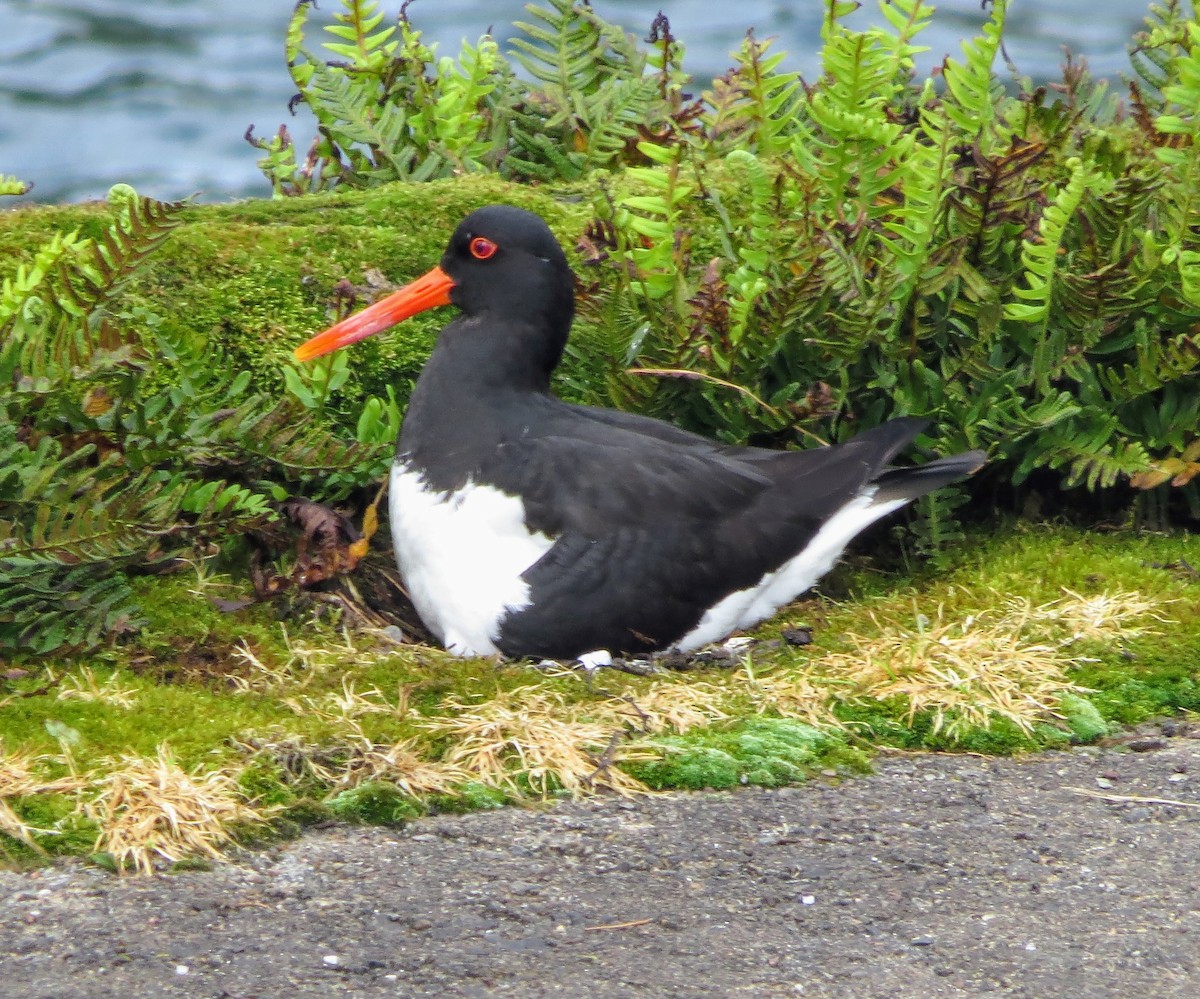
[294,205,985,662]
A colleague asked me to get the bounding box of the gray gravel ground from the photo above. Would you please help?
[2,724,1198,999]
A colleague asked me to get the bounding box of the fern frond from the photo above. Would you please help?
[0,190,185,381]
[1004,159,1107,330]
[939,0,1007,146]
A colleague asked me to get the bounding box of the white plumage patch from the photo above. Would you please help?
[389,463,554,657]
[675,490,907,653]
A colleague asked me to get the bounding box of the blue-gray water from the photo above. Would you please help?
[0,0,1158,204]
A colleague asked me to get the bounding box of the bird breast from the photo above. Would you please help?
[388,462,555,656]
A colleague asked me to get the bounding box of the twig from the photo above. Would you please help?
[584,918,653,932]
[1064,787,1200,810]
[616,694,654,734]
[584,730,626,789]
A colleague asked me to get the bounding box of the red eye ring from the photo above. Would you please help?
[469,236,498,260]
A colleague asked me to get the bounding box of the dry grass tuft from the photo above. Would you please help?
[736,667,844,729]
[1021,588,1169,646]
[817,587,1160,736]
[822,606,1077,736]
[57,667,140,709]
[86,744,269,873]
[332,726,471,795]
[0,744,85,850]
[607,679,736,734]
[282,676,410,724]
[230,626,381,695]
[234,725,474,798]
[421,689,652,796]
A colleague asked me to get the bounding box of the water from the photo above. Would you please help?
[0,0,1160,204]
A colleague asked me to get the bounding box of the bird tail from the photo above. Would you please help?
[836,417,986,505]
[871,448,987,504]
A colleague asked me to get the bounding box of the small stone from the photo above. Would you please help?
[1168,773,1188,782]
[782,627,813,646]
[911,936,934,947]
[322,955,340,967]
[800,895,816,906]
[1094,777,1114,789]
[174,965,189,976]
[1126,737,1165,753]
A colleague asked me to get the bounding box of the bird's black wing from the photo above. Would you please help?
[483,423,776,538]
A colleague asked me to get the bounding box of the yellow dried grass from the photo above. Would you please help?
[230,626,377,694]
[282,676,410,724]
[421,688,652,796]
[823,609,1074,735]
[819,588,1160,736]
[736,667,844,728]
[331,729,471,796]
[606,679,736,734]
[57,666,139,709]
[1021,588,1168,645]
[86,744,269,874]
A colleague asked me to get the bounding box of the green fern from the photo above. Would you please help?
[1128,0,1198,112]
[702,34,802,159]
[0,187,398,655]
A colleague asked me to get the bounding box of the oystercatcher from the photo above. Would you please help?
[295,205,985,661]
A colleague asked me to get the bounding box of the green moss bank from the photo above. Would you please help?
[0,177,598,414]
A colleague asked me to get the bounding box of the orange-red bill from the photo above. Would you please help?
[293,265,456,362]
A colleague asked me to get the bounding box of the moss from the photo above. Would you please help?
[1059,692,1110,743]
[167,857,214,873]
[326,782,425,825]
[632,718,858,791]
[0,176,599,420]
[122,572,295,672]
[237,759,297,808]
[428,782,511,813]
[277,799,336,829]
[0,796,99,864]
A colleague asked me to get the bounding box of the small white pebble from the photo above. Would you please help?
[175,965,189,976]
[322,955,340,966]
[801,895,816,905]
[1024,942,1037,951]
[1168,773,1187,782]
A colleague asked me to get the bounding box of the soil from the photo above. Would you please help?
[3,723,1198,999]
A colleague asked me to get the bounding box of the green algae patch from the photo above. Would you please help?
[326,782,425,825]
[3,524,1198,870]
[631,718,869,791]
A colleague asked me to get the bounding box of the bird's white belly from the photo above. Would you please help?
[675,491,907,652]
[389,463,554,656]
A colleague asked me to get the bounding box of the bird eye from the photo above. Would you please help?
[469,236,498,260]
